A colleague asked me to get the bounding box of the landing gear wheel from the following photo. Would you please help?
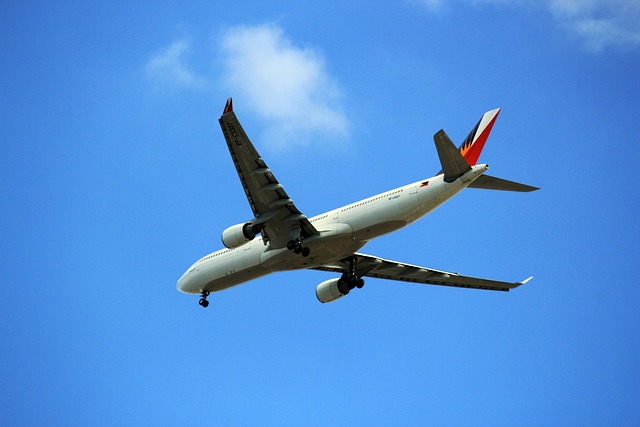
[288,237,310,257]
[338,257,366,296]
[199,290,210,308]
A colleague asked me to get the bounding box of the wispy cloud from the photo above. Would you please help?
[549,0,640,52]
[219,24,348,148]
[418,0,640,52]
[414,0,445,13]
[145,39,204,88]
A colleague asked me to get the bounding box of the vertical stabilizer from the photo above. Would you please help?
[459,108,500,166]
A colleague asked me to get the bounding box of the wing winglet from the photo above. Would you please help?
[520,276,534,285]
[223,98,233,115]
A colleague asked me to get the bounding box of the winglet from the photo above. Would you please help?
[223,98,233,115]
[520,276,534,285]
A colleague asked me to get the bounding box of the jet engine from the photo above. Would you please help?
[315,278,350,304]
[221,223,259,248]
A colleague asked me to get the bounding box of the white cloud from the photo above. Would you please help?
[219,24,348,148]
[146,39,204,88]
[549,0,640,52]
[418,0,640,52]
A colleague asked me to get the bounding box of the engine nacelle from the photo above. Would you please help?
[315,278,349,304]
[221,223,257,249]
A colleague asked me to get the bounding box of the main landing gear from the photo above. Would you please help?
[337,256,365,295]
[286,237,310,257]
[198,290,210,308]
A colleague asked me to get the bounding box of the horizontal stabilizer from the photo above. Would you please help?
[434,130,471,183]
[468,174,539,192]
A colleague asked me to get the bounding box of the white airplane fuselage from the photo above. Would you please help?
[177,164,489,295]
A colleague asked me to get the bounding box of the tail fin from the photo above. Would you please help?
[434,108,539,192]
[459,108,500,166]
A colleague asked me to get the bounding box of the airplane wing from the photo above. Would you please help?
[313,253,531,292]
[218,98,319,248]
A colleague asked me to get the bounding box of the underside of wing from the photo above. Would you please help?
[313,253,531,292]
[218,98,319,247]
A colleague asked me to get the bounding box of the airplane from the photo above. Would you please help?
[177,98,538,308]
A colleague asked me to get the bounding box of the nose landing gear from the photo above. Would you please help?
[198,290,210,308]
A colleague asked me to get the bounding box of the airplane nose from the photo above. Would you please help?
[177,270,190,293]
[177,267,200,294]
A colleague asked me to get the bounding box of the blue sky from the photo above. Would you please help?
[2,1,639,425]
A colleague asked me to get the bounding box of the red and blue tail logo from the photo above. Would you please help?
[459,108,500,166]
